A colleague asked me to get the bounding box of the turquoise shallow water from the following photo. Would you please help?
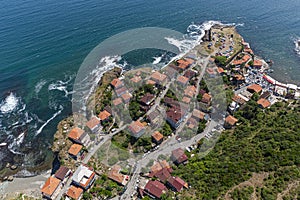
[0,0,299,174]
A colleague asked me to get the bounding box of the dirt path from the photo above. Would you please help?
[223,172,269,200]
[277,180,299,200]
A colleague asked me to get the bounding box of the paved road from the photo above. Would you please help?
[121,119,218,199]
[120,52,215,199]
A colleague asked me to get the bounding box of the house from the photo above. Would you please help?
[130,76,142,83]
[260,91,271,100]
[54,166,71,183]
[171,148,188,165]
[187,117,198,129]
[232,94,246,105]
[115,86,127,97]
[147,109,160,125]
[72,164,95,190]
[206,68,216,77]
[224,115,238,129]
[113,97,123,106]
[144,180,167,199]
[176,58,195,70]
[107,165,129,186]
[86,117,100,132]
[192,109,207,121]
[68,127,90,146]
[146,79,156,85]
[233,74,245,84]
[128,120,146,138]
[201,93,211,104]
[217,67,225,75]
[166,105,188,129]
[66,185,83,200]
[184,86,197,98]
[247,84,262,94]
[183,69,197,79]
[182,96,191,104]
[151,131,163,144]
[121,93,132,104]
[149,160,172,175]
[140,93,155,106]
[163,66,178,79]
[176,75,189,85]
[41,176,61,200]
[110,78,124,89]
[257,98,271,108]
[154,168,172,182]
[68,144,83,160]
[98,110,111,122]
[151,71,167,85]
[166,176,187,192]
[253,60,262,68]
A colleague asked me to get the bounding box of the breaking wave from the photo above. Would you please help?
[0,92,19,114]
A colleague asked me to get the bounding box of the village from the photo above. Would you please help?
[15,25,300,200]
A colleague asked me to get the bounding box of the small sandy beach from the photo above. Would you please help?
[0,170,51,200]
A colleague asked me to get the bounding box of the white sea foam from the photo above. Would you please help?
[8,132,26,155]
[48,75,74,97]
[152,55,163,64]
[34,79,47,95]
[294,37,300,55]
[35,105,63,136]
[0,92,19,114]
[76,55,123,115]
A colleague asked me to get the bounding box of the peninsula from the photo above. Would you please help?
[1,24,299,200]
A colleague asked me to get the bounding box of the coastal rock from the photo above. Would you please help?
[7,176,14,181]
[3,176,8,181]
[10,165,17,170]
[6,163,11,168]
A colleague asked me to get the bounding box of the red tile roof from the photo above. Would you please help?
[257,98,271,108]
[167,176,185,192]
[201,93,211,104]
[144,180,167,199]
[225,115,238,126]
[68,127,84,141]
[41,176,61,197]
[113,97,123,106]
[247,84,262,93]
[108,165,126,185]
[121,93,132,102]
[192,109,205,120]
[184,86,197,98]
[110,78,123,88]
[98,110,111,121]
[128,120,145,135]
[152,131,163,142]
[146,79,156,85]
[182,96,191,104]
[176,75,189,85]
[151,71,167,83]
[66,185,83,200]
[68,144,83,156]
[130,76,142,83]
[217,67,225,74]
[253,59,262,67]
[86,117,100,130]
[171,148,188,164]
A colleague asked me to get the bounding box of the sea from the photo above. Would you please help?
[0,0,299,177]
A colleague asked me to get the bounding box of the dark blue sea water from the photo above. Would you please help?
[0,0,299,175]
